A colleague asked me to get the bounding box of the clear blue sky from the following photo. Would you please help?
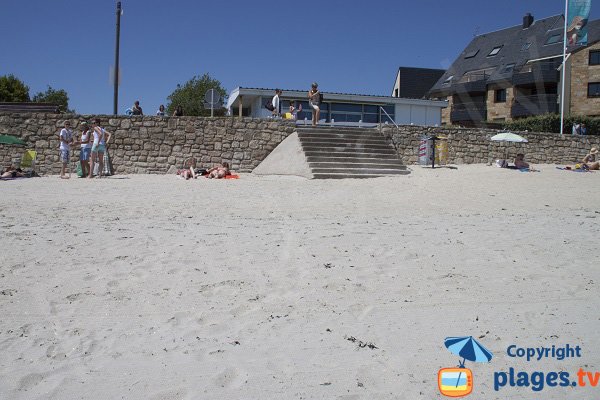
[1,0,597,115]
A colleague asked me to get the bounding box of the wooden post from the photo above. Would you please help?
[238,96,243,118]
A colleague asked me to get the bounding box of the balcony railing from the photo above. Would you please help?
[511,94,559,118]
[451,103,487,123]
[453,72,490,94]
[512,63,560,86]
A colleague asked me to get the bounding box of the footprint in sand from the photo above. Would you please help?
[213,367,245,389]
[17,373,44,391]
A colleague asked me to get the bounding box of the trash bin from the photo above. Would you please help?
[419,135,448,168]
[418,137,431,165]
[435,136,449,166]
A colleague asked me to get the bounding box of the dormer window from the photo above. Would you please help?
[488,46,503,57]
[521,42,532,51]
[501,64,515,74]
[442,75,454,85]
[464,50,479,59]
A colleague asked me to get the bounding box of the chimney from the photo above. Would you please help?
[523,13,534,29]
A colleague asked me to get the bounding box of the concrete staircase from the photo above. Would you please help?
[297,126,409,179]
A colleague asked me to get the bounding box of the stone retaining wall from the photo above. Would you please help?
[381,125,599,165]
[1,112,598,175]
[0,113,295,175]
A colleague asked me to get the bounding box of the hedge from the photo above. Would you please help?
[501,113,599,135]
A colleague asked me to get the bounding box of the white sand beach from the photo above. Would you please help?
[1,165,599,399]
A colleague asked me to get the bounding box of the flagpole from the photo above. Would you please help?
[560,0,569,135]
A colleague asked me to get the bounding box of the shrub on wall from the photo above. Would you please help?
[502,113,600,135]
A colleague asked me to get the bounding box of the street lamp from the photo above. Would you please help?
[113,1,122,115]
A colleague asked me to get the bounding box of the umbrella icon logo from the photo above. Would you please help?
[438,336,493,397]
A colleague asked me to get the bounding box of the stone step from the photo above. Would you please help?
[311,167,410,175]
[294,127,408,179]
[312,171,410,179]
[300,135,389,145]
[309,162,407,170]
[305,155,402,163]
[302,143,393,151]
[297,127,378,134]
[303,147,397,155]
[298,133,385,140]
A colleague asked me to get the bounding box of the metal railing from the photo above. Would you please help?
[379,106,399,129]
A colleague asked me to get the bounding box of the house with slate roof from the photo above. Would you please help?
[428,13,600,126]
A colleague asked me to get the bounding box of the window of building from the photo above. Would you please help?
[521,42,532,51]
[464,50,479,59]
[588,83,600,97]
[545,34,562,45]
[495,89,507,103]
[487,46,503,57]
[589,50,600,65]
[394,88,399,97]
[501,64,516,74]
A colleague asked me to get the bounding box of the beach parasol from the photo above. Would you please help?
[444,336,493,388]
[0,135,26,145]
[490,132,528,143]
[490,131,528,161]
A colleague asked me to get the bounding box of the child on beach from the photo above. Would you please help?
[59,120,73,179]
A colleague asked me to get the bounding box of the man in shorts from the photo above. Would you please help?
[59,120,73,179]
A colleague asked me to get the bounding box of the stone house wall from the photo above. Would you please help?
[486,86,514,122]
[570,41,600,117]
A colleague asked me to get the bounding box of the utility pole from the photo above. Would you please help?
[113,1,122,115]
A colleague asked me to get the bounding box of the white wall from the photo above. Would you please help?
[394,104,442,126]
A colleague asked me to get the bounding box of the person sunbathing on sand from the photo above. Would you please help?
[583,147,599,170]
[206,162,230,179]
[177,158,198,180]
[514,153,530,169]
[2,166,25,178]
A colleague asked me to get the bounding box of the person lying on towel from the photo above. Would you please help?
[1,166,25,179]
[206,162,231,179]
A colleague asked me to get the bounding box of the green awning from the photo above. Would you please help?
[0,135,26,145]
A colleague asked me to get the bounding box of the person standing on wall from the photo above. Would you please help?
[308,82,321,126]
[173,105,184,117]
[132,100,143,116]
[272,89,282,118]
[58,120,73,179]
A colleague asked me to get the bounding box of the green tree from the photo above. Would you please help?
[0,74,30,102]
[166,73,227,116]
[32,85,74,113]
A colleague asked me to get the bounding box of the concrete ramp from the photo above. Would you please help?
[252,132,313,178]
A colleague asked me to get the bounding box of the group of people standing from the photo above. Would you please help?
[59,119,112,179]
[127,101,184,117]
[269,82,322,126]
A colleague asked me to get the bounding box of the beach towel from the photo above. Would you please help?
[204,174,240,179]
[556,167,591,172]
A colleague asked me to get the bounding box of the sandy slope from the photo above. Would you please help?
[0,165,599,400]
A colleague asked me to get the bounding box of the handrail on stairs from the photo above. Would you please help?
[379,106,399,130]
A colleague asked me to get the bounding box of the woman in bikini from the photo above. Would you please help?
[207,162,230,179]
